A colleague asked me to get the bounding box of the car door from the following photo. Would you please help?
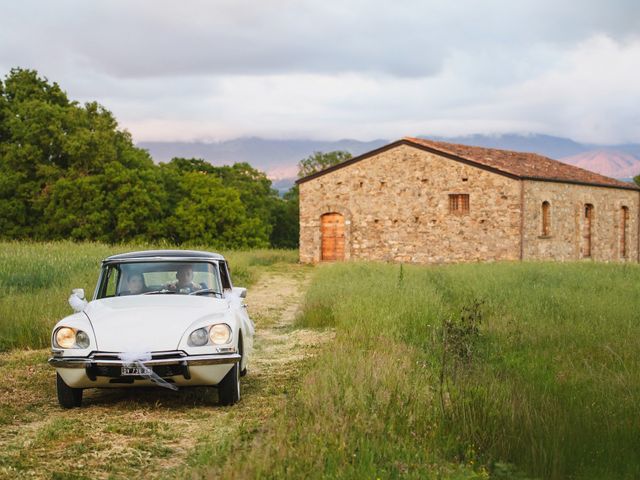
[221,261,254,361]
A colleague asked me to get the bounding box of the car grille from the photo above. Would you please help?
[90,350,187,361]
[85,350,190,381]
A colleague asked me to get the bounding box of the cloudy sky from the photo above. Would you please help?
[1,0,639,144]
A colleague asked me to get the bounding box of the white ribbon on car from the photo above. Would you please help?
[68,290,88,312]
[224,291,242,308]
[225,290,255,336]
[118,351,178,391]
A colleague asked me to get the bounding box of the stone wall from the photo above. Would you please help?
[299,144,522,264]
[522,180,640,262]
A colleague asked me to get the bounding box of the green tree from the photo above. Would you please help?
[215,162,278,226]
[0,68,156,240]
[162,158,284,247]
[0,67,303,248]
[297,150,352,178]
[102,163,167,241]
[166,171,270,248]
[41,175,110,241]
[270,186,299,248]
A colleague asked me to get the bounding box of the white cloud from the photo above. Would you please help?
[1,1,639,143]
[498,35,640,143]
[114,34,640,144]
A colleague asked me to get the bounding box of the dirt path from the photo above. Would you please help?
[0,264,333,479]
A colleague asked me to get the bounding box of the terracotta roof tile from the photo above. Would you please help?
[405,137,639,190]
[297,137,640,190]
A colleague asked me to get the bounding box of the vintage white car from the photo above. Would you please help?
[48,250,254,408]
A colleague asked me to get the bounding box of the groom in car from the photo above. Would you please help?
[166,264,201,293]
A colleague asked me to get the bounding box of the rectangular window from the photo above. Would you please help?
[621,206,629,259]
[449,194,470,214]
[582,204,593,258]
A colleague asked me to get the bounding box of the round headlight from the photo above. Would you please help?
[75,330,90,349]
[55,327,76,349]
[209,324,232,345]
[189,327,209,346]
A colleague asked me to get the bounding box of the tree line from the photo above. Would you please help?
[0,68,347,249]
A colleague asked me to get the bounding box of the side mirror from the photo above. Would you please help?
[69,288,88,312]
[232,287,247,299]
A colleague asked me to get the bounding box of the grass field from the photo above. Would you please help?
[211,261,640,479]
[0,241,297,351]
[0,243,309,479]
[2,244,638,479]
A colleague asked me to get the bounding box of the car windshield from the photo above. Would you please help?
[96,261,222,299]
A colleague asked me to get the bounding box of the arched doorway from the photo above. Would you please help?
[582,204,593,258]
[321,213,345,261]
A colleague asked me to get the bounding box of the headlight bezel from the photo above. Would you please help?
[187,323,233,347]
[188,327,209,347]
[53,327,90,349]
[209,323,232,345]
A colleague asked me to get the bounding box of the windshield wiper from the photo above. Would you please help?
[143,289,177,295]
[189,288,222,297]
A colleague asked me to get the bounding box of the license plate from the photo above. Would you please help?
[121,366,152,376]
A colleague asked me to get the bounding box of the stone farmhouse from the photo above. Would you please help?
[297,137,640,264]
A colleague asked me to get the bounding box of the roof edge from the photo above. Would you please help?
[521,176,640,191]
[296,138,522,183]
[295,137,640,191]
[295,140,407,184]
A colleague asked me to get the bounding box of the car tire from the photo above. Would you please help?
[56,373,83,408]
[218,362,240,406]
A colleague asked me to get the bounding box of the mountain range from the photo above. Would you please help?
[138,134,640,192]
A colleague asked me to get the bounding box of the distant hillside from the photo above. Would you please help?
[138,134,640,192]
[138,137,387,178]
[559,150,640,179]
[427,133,588,159]
[427,134,640,180]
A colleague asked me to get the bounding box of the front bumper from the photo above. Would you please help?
[49,350,240,388]
[48,350,240,368]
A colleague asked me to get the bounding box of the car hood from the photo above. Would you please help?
[84,295,229,352]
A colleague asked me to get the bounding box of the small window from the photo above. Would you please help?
[621,206,629,259]
[220,261,232,290]
[103,266,120,298]
[449,194,470,214]
[582,204,594,258]
[541,201,551,236]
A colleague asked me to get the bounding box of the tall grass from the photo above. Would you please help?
[216,261,640,479]
[0,241,297,351]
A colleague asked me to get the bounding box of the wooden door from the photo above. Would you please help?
[321,213,345,261]
[582,204,593,258]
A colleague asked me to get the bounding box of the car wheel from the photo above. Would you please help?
[56,373,83,408]
[218,362,240,406]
